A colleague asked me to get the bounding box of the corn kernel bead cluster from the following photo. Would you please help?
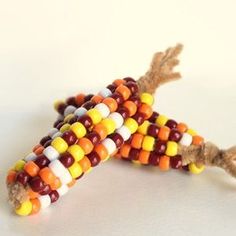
[7,78,155,216]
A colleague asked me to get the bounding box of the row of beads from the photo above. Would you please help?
[8,79,154,216]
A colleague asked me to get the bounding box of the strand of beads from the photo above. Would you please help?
[7,79,154,216]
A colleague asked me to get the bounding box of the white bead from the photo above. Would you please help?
[94,103,110,118]
[108,112,124,129]
[38,195,51,209]
[102,138,116,155]
[48,128,58,138]
[48,160,72,185]
[57,114,64,121]
[179,133,193,146]
[43,146,60,161]
[74,107,87,117]
[98,88,112,98]
[116,125,131,141]
[51,131,62,139]
[24,152,37,162]
[64,105,76,116]
[57,185,69,197]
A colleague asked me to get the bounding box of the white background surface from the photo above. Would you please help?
[1,0,236,235]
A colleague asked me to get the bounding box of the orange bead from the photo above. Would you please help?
[34,146,44,155]
[102,97,118,112]
[32,144,42,152]
[192,135,204,145]
[159,155,170,171]
[119,144,131,158]
[94,144,109,160]
[113,153,122,159]
[91,95,103,104]
[39,167,56,185]
[138,150,150,164]
[67,179,76,188]
[115,84,131,100]
[131,133,144,149]
[30,199,41,215]
[50,177,61,190]
[123,101,137,116]
[93,124,108,140]
[78,138,94,155]
[24,161,40,177]
[158,126,170,141]
[138,104,153,119]
[79,156,92,172]
[75,93,85,106]
[113,79,125,86]
[28,188,39,199]
[177,122,188,133]
[6,170,16,184]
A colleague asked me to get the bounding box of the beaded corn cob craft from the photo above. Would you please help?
[7,44,236,216]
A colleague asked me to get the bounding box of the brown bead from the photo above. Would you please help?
[106,84,116,93]
[87,152,101,167]
[56,121,65,130]
[53,119,63,128]
[29,176,46,192]
[129,95,141,107]
[57,103,67,115]
[87,132,101,145]
[148,152,160,166]
[16,171,31,186]
[34,154,50,169]
[169,129,182,142]
[123,77,135,82]
[43,139,52,148]
[154,141,166,155]
[110,92,124,105]
[39,184,52,195]
[149,111,159,123]
[61,131,77,145]
[126,82,138,94]
[110,133,124,148]
[66,96,77,107]
[84,94,94,102]
[82,101,96,110]
[129,148,140,160]
[166,119,178,129]
[68,116,78,125]
[49,190,60,203]
[78,115,93,129]
[132,112,145,125]
[182,165,189,171]
[170,155,182,169]
[147,124,159,137]
[59,153,75,168]
[40,136,51,146]
[117,107,129,119]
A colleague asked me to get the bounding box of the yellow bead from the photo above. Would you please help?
[60,124,71,133]
[64,114,74,123]
[14,160,26,171]
[68,162,83,178]
[51,137,68,154]
[187,129,197,136]
[87,108,102,125]
[67,145,85,162]
[54,100,64,111]
[189,163,205,174]
[137,121,150,135]
[70,122,86,138]
[156,115,168,127]
[15,200,32,216]
[140,93,154,106]
[142,136,155,151]
[124,118,138,134]
[165,141,178,156]
[100,118,116,135]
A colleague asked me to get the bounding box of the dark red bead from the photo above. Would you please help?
[40,136,51,146]
[29,176,46,192]
[170,155,182,169]
[110,92,124,105]
[53,119,63,128]
[59,152,75,168]
[129,95,141,107]
[86,132,101,145]
[66,96,77,107]
[182,165,189,171]
[78,115,93,129]
[154,141,167,155]
[149,111,159,123]
[147,124,159,137]
[110,133,124,148]
[132,112,145,125]
[148,152,160,166]
[82,101,96,110]
[56,121,65,130]
[126,82,138,94]
[123,77,135,82]
[169,129,182,142]
[75,172,84,180]
[57,103,67,115]
[43,139,52,148]
[61,131,77,145]
[166,119,178,129]
[129,148,140,160]
[84,94,94,102]
[49,190,60,203]
[117,107,129,119]
[68,116,78,125]
[87,152,101,167]
[39,184,52,195]
[16,171,31,186]
[34,154,50,169]
[106,84,116,93]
